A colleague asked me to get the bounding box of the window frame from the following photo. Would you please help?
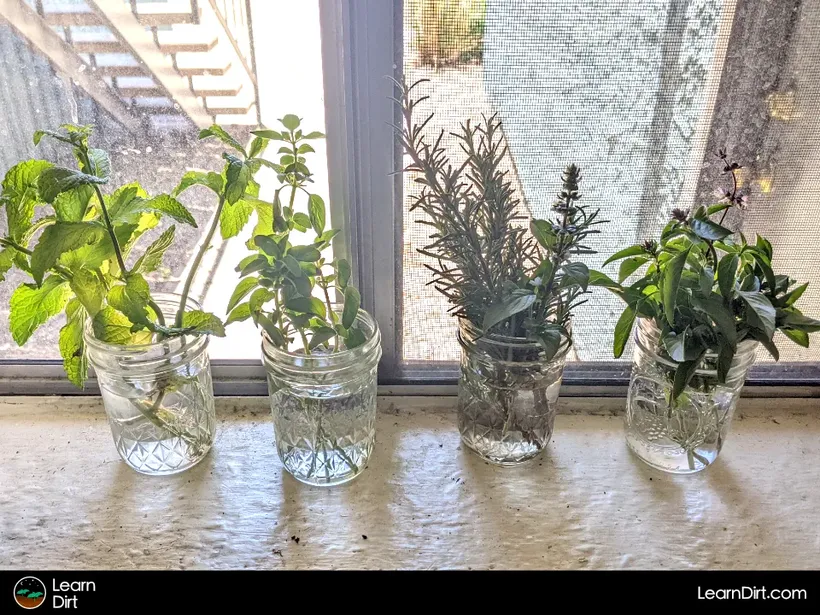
[1,0,819,397]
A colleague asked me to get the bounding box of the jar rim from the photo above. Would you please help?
[82,292,206,355]
[457,317,572,362]
[261,307,381,363]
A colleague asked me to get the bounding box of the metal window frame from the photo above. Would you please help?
[1,0,819,398]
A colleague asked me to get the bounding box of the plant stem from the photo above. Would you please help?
[176,193,227,327]
[91,183,128,276]
[0,237,74,281]
[319,277,340,351]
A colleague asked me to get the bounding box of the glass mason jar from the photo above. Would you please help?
[457,319,569,465]
[626,317,757,474]
[84,293,215,475]
[262,308,382,486]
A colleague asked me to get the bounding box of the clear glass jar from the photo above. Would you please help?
[84,293,215,475]
[457,319,569,465]
[262,308,382,486]
[626,317,757,474]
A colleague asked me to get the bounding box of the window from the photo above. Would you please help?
[2,0,819,393]
[0,1,328,374]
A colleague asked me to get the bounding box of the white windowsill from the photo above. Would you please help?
[1,396,818,570]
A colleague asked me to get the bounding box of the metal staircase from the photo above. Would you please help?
[1,0,259,130]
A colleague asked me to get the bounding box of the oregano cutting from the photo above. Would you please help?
[225,114,364,353]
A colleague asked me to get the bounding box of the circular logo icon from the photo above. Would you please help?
[14,577,46,609]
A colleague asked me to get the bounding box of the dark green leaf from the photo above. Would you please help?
[561,262,590,291]
[251,129,284,141]
[618,257,648,283]
[748,327,779,361]
[717,253,738,300]
[783,328,809,348]
[342,285,360,329]
[224,158,250,205]
[226,302,252,325]
[689,218,732,241]
[529,219,555,249]
[662,247,690,325]
[309,326,336,350]
[738,291,776,338]
[345,326,367,349]
[782,311,820,333]
[254,234,282,257]
[292,212,311,230]
[587,269,620,289]
[613,305,636,359]
[483,290,536,331]
[672,354,704,401]
[537,327,564,361]
[781,282,808,307]
[602,245,646,267]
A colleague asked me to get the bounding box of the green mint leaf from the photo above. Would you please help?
[248,136,267,159]
[92,306,152,345]
[1,159,53,240]
[220,198,254,239]
[280,114,301,131]
[244,197,273,249]
[132,226,176,274]
[59,299,88,388]
[181,310,226,337]
[108,274,153,329]
[85,148,111,179]
[54,185,93,222]
[342,285,361,329]
[38,167,107,203]
[0,248,16,283]
[30,221,105,285]
[172,171,225,197]
[228,276,259,313]
[483,289,536,332]
[69,268,105,317]
[308,194,326,235]
[9,275,70,345]
[130,194,197,226]
[199,125,247,156]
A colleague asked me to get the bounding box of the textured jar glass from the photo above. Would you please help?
[263,308,381,486]
[626,317,757,474]
[457,319,569,465]
[84,293,215,475]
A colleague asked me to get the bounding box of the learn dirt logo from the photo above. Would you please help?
[13,577,46,609]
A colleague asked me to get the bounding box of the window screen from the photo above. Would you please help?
[401,0,820,365]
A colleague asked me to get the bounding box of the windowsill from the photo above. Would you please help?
[1,396,818,569]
